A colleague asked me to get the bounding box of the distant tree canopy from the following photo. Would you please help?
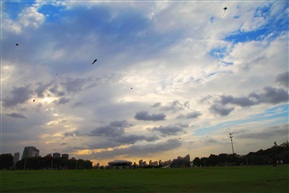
[1,141,288,170]
[15,156,92,170]
[0,154,13,169]
[192,141,289,167]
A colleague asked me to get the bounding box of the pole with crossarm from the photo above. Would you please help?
[229,133,235,154]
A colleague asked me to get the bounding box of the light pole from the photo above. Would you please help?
[229,133,235,154]
[24,158,27,170]
[51,159,53,170]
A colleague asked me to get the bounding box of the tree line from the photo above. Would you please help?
[192,141,289,167]
[1,141,288,169]
[0,155,92,170]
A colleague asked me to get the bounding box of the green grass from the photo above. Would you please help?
[1,165,288,193]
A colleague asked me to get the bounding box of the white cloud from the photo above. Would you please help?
[1,1,288,165]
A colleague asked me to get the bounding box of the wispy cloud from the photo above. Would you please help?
[6,112,27,119]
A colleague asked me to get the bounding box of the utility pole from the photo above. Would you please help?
[229,133,235,154]
[24,158,27,170]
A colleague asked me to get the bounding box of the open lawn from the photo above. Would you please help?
[1,165,288,193]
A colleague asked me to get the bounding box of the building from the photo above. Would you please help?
[22,146,39,159]
[149,160,158,167]
[62,154,69,159]
[108,160,132,169]
[13,152,20,167]
[13,152,20,163]
[53,153,61,158]
[139,159,147,167]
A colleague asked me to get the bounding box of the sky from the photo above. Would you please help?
[1,0,288,166]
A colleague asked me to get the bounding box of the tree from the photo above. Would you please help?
[192,157,202,167]
[0,154,13,169]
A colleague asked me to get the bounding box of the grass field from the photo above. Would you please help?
[1,165,288,193]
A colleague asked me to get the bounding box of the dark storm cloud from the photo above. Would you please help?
[275,71,289,88]
[145,136,160,142]
[252,87,289,104]
[222,86,289,106]
[161,100,184,112]
[126,139,182,156]
[5,75,117,109]
[134,111,166,121]
[88,135,159,150]
[88,139,182,159]
[64,121,153,148]
[149,125,184,136]
[90,125,125,137]
[113,135,158,144]
[110,120,132,128]
[60,77,92,94]
[237,124,288,139]
[3,85,33,107]
[35,76,109,100]
[176,111,202,119]
[49,84,66,97]
[59,75,120,94]
[86,121,159,148]
[89,120,131,137]
[209,104,235,116]
[209,86,288,116]
[220,95,256,107]
[35,82,54,98]
[6,112,27,119]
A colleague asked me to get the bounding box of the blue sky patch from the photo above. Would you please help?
[210,16,215,23]
[3,1,35,20]
[222,61,234,66]
[38,4,66,22]
[224,3,288,44]
[254,4,271,19]
[209,47,227,59]
[195,104,288,136]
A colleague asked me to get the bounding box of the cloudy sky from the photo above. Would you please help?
[1,0,288,165]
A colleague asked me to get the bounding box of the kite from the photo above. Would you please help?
[92,59,97,64]
[223,7,227,15]
[16,43,19,47]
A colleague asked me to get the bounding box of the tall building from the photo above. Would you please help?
[13,152,20,167]
[13,152,20,162]
[53,153,61,158]
[22,146,39,159]
[62,154,69,159]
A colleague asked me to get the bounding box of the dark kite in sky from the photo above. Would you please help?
[92,59,97,64]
